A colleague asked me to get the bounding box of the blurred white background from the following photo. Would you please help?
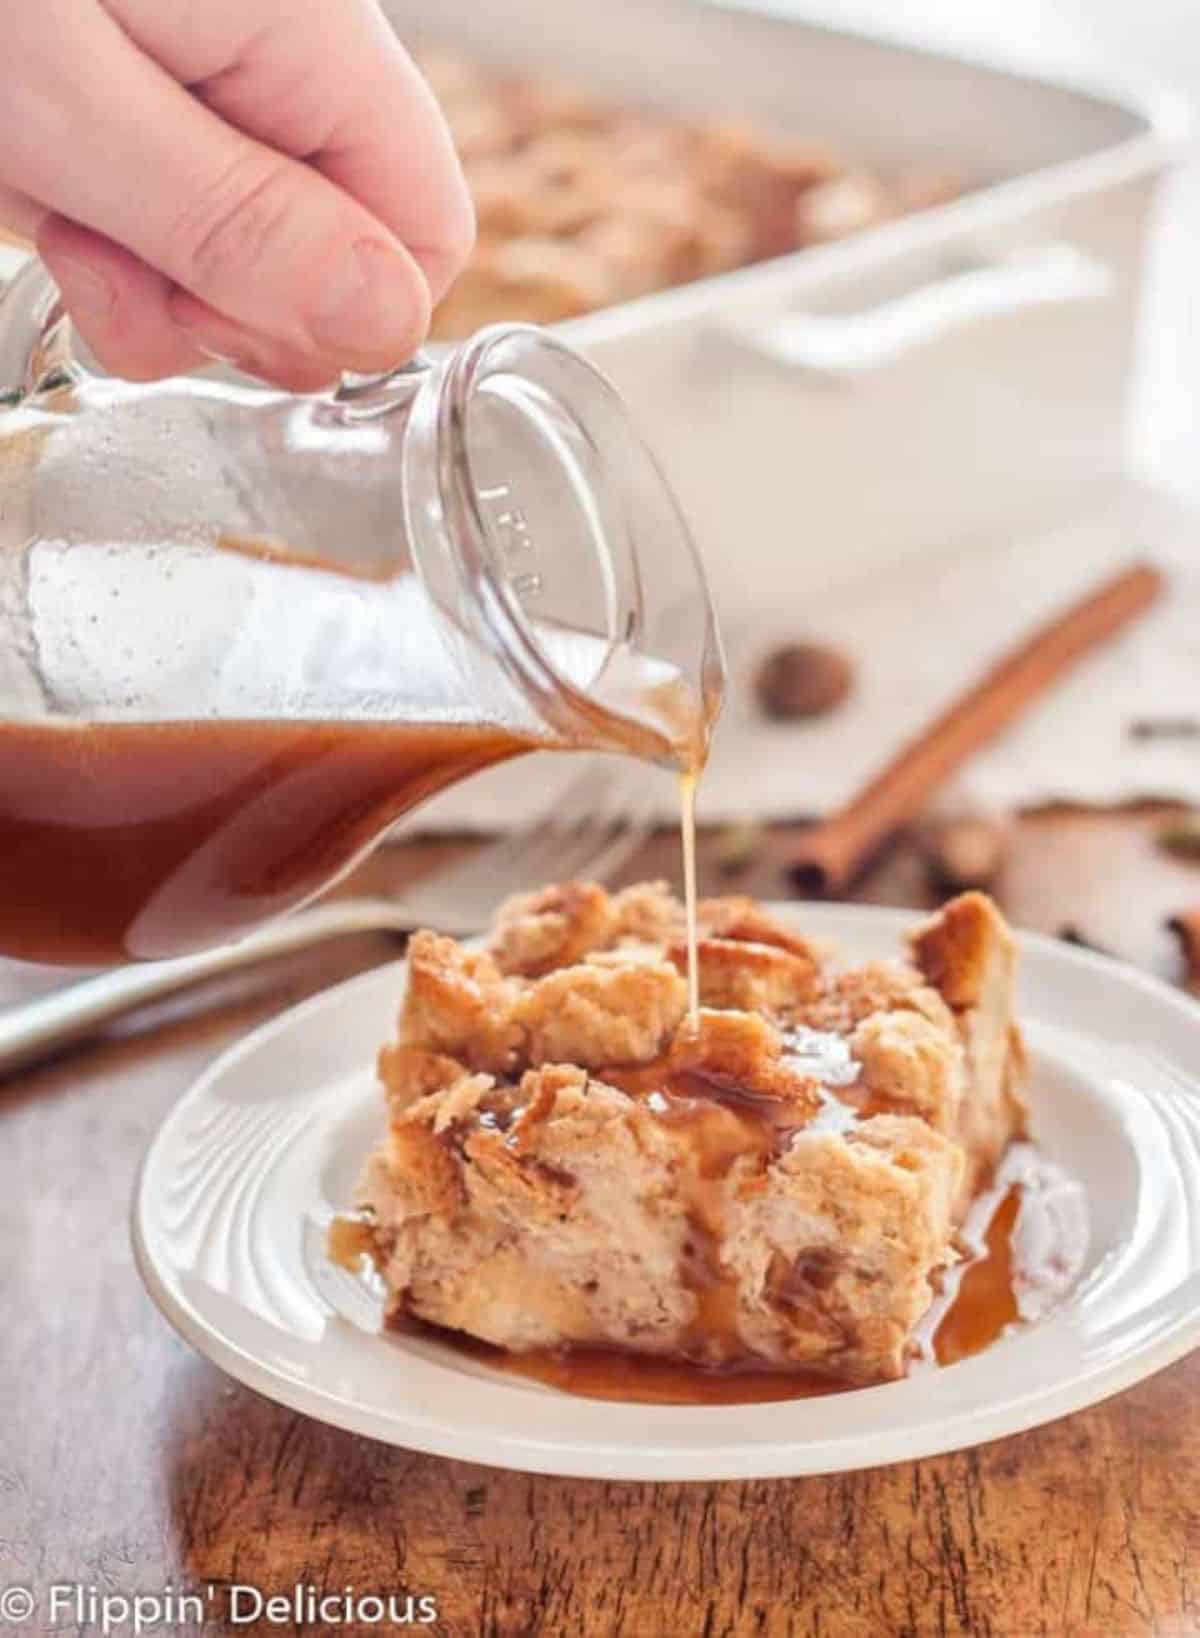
[799,0,1200,499]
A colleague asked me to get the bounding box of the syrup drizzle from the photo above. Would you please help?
[931,1188,1020,1366]
[679,769,700,1027]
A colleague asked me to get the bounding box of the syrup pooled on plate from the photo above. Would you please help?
[930,1187,1020,1366]
[433,1330,857,1406]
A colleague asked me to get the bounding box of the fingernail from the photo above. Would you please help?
[53,255,115,319]
[308,239,423,360]
[190,339,239,368]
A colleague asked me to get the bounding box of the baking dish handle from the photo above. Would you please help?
[719,242,1112,382]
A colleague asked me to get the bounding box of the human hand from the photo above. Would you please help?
[0,0,474,389]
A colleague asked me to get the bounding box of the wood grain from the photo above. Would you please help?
[2,812,1199,1637]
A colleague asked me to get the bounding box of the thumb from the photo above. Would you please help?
[161,152,432,373]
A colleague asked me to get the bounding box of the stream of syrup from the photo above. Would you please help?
[679,769,701,1025]
[318,654,1067,1409]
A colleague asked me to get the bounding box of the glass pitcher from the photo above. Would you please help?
[0,258,724,966]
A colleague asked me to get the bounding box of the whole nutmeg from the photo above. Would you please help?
[1157,813,1200,862]
[755,642,854,721]
[713,819,767,876]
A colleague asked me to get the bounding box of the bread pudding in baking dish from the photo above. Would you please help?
[334,883,1027,1388]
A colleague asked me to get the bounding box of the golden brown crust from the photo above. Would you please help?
[668,935,822,1015]
[909,891,1013,1010]
[401,931,524,1075]
[514,960,688,1068]
[732,1115,964,1378]
[461,1127,582,1224]
[376,1044,466,1114]
[910,893,1026,1200]
[670,1006,780,1078]
[611,880,685,946]
[382,1119,465,1217]
[798,960,954,1036]
[669,1008,822,1115]
[697,897,824,963]
[507,1064,588,1154]
[850,1011,964,1133]
[488,881,617,977]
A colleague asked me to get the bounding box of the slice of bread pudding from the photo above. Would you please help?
[350,885,1025,1385]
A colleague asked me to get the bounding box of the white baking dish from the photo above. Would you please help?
[384,0,1189,624]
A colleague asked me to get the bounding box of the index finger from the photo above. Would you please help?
[105,0,475,302]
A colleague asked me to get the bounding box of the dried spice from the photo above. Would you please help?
[921,817,1008,893]
[1167,910,1200,994]
[714,820,767,876]
[1057,925,1117,959]
[755,643,854,721]
[1128,717,1200,741]
[785,564,1163,897]
[1157,814,1200,862]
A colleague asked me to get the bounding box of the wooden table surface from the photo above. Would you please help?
[3,811,1200,1638]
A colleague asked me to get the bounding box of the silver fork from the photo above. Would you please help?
[0,755,662,1078]
[394,754,661,930]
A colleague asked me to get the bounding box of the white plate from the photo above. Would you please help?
[132,904,1200,1482]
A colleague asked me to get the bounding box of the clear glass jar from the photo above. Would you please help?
[0,259,724,964]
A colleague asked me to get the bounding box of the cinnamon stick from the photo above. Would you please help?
[789,561,1164,895]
